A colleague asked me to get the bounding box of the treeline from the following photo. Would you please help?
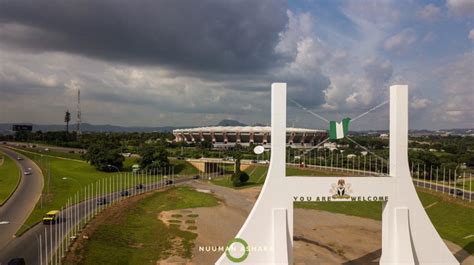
[0,131,174,149]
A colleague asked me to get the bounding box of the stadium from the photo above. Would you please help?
[173,126,327,148]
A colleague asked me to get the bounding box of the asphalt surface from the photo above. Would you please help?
[3,142,85,154]
[0,175,193,265]
[413,179,473,200]
[0,147,44,251]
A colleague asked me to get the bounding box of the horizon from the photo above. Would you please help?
[0,120,472,132]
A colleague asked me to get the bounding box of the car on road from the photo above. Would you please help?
[136,184,144,189]
[16,156,23,160]
[8,258,26,265]
[192,175,200,179]
[449,189,463,196]
[42,210,59,224]
[165,180,173,185]
[121,190,130,197]
[97,197,108,205]
[23,171,32,175]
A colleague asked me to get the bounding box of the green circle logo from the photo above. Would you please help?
[225,238,249,263]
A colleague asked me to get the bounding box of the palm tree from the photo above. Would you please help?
[64,110,71,133]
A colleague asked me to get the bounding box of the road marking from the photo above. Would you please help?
[463,234,474,239]
[424,201,438,209]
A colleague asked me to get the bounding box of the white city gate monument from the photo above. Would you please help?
[216,83,459,265]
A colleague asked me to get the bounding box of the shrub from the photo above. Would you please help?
[231,171,250,187]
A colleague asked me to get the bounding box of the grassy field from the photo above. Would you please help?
[76,187,219,265]
[12,146,85,160]
[0,152,20,205]
[15,149,203,234]
[171,159,200,175]
[14,150,122,234]
[295,189,474,254]
[211,165,355,189]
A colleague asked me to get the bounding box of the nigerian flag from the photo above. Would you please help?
[329,117,351,140]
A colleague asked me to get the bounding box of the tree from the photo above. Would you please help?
[138,144,170,171]
[231,171,250,187]
[83,141,124,172]
[64,110,71,133]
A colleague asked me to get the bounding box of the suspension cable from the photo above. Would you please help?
[351,100,388,122]
[288,98,329,123]
[346,136,388,162]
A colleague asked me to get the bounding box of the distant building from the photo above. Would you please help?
[12,124,33,132]
[323,142,337,150]
[379,133,389,139]
[173,126,327,148]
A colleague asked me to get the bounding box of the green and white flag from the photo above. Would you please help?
[329,117,350,140]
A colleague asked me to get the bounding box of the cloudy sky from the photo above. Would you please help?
[0,0,472,130]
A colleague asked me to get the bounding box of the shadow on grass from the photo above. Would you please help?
[456,241,474,261]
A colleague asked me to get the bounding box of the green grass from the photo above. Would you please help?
[17,151,116,233]
[13,146,84,160]
[14,149,162,234]
[286,166,356,176]
[295,200,383,220]
[211,165,355,189]
[295,189,474,254]
[0,152,20,205]
[170,159,200,175]
[123,157,138,171]
[78,187,218,265]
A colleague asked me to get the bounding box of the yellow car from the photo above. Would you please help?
[42,210,59,224]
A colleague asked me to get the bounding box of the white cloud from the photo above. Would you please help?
[384,28,417,52]
[275,11,315,57]
[342,0,401,29]
[422,31,437,43]
[447,0,474,17]
[0,64,58,88]
[411,97,432,109]
[274,11,330,107]
[417,4,442,22]
[469,29,474,42]
[433,51,474,124]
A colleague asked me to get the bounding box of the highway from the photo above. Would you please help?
[0,175,192,265]
[413,179,473,201]
[0,147,43,251]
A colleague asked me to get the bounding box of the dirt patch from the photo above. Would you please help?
[184,181,473,265]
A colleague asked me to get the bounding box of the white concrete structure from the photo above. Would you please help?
[216,83,458,264]
[173,126,326,148]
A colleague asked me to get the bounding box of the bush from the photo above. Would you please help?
[83,141,124,172]
[231,171,250,187]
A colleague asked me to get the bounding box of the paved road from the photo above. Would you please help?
[0,176,193,265]
[413,179,473,200]
[0,147,44,250]
[2,142,85,154]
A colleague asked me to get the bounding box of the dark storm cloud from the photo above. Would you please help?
[0,0,287,73]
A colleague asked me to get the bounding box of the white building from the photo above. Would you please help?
[173,126,327,148]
